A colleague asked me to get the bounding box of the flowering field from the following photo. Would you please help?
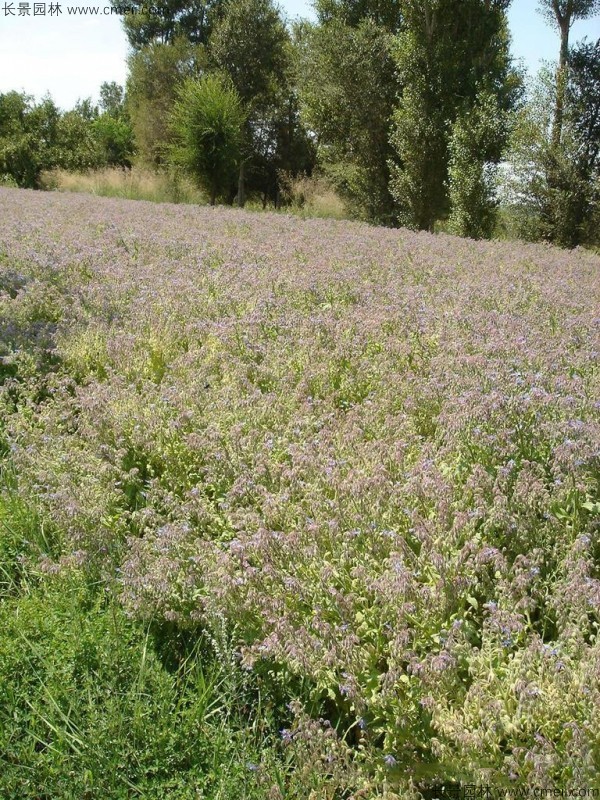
[1,186,600,796]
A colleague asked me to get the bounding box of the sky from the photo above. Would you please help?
[0,0,599,110]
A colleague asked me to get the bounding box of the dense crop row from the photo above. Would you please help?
[1,187,600,795]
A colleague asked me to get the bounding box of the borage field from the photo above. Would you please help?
[1,186,600,799]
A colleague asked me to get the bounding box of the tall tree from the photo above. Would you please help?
[295,17,398,224]
[111,0,221,50]
[537,0,600,147]
[568,37,600,182]
[504,39,600,247]
[54,108,104,172]
[95,82,134,167]
[209,0,300,206]
[99,82,127,120]
[169,74,246,204]
[447,90,508,239]
[126,38,204,165]
[389,0,519,231]
[314,0,402,29]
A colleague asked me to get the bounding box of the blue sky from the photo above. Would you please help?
[0,0,598,110]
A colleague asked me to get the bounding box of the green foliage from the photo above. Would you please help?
[568,37,600,177]
[537,0,600,27]
[0,93,60,188]
[296,18,398,224]
[209,0,312,206]
[54,110,104,172]
[447,92,507,239]
[504,47,600,249]
[537,1,600,153]
[99,80,127,119]
[314,0,401,29]
[111,0,222,50]
[94,81,135,167]
[92,115,135,167]
[389,80,446,232]
[0,173,18,187]
[0,90,134,184]
[126,39,204,166]
[389,0,519,232]
[513,2,600,247]
[209,0,288,111]
[0,573,273,799]
[0,482,349,799]
[169,74,246,205]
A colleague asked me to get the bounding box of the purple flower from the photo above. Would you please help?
[280,729,294,744]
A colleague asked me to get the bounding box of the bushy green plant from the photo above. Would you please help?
[170,74,247,205]
[126,39,205,167]
[447,92,507,239]
[92,114,135,168]
[503,41,600,249]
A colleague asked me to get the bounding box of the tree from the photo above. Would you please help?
[389,0,519,232]
[568,37,600,182]
[54,109,104,172]
[169,73,246,204]
[0,93,61,188]
[99,81,127,119]
[314,0,402,29]
[95,82,135,167]
[504,40,600,247]
[126,38,204,165]
[447,91,508,239]
[209,0,296,206]
[537,0,600,147]
[0,92,38,187]
[73,97,99,122]
[92,115,135,167]
[388,61,447,231]
[295,17,398,223]
[111,0,222,50]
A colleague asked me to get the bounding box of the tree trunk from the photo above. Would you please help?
[237,162,245,208]
[552,17,570,149]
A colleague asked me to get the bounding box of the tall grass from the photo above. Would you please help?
[41,167,208,205]
[0,484,291,800]
[276,172,348,220]
[42,166,349,220]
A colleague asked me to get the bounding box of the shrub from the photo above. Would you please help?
[169,74,246,205]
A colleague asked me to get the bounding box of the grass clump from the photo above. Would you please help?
[0,566,272,800]
[41,167,207,205]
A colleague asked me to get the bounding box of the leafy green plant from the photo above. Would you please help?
[170,74,246,205]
